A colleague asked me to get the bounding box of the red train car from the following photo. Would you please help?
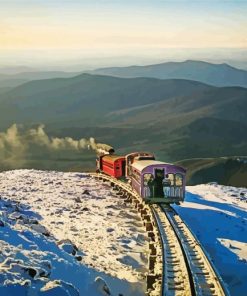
[101,155,126,178]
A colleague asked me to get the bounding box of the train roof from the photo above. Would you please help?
[102,155,125,162]
[131,160,185,172]
[125,151,155,157]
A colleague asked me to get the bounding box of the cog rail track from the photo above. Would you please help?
[157,204,229,296]
[151,204,192,296]
[89,173,228,296]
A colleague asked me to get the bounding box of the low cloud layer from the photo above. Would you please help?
[0,124,109,169]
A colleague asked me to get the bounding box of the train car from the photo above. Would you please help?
[130,160,186,203]
[125,152,155,177]
[99,155,126,178]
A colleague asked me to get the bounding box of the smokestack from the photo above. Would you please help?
[96,143,115,155]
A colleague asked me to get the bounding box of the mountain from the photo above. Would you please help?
[0,87,12,95]
[0,73,246,166]
[0,74,212,127]
[166,117,247,160]
[90,60,247,88]
[105,86,247,127]
[0,71,80,88]
[0,66,35,74]
[176,157,247,187]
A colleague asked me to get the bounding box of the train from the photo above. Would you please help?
[96,147,186,204]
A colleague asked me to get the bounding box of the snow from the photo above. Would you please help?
[173,183,247,296]
[0,169,148,296]
[2,169,246,296]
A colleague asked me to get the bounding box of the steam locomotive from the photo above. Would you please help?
[96,145,186,204]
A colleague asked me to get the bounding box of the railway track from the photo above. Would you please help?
[152,204,228,296]
[151,204,192,296]
[90,173,229,296]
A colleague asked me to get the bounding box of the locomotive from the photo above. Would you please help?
[96,147,186,204]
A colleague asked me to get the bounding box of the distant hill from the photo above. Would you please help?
[91,60,247,88]
[0,73,246,163]
[0,66,35,74]
[0,74,211,127]
[0,71,80,88]
[176,157,247,187]
[105,86,247,127]
[0,87,12,95]
[166,117,247,160]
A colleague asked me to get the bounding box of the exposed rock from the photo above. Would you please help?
[24,267,37,278]
[8,212,24,220]
[41,280,79,296]
[75,255,82,261]
[29,219,39,225]
[39,269,50,278]
[81,207,90,212]
[31,224,50,236]
[57,239,78,256]
[74,197,82,203]
[94,277,111,296]
[61,243,74,254]
[57,239,77,248]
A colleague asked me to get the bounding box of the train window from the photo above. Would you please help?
[175,174,183,186]
[167,173,175,186]
[143,173,154,186]
[163,174,172,198]
[143,174,154,198]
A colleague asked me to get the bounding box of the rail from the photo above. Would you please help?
[161,205,229,296]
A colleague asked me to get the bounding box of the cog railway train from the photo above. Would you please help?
[96,146,186,204]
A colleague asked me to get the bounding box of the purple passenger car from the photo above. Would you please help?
[130,160,186,203]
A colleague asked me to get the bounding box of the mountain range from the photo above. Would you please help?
[1,60,247,89]
[0,71,79,88]
[0,74,215,126]
[0,66,246,166]
[91,60,247,88]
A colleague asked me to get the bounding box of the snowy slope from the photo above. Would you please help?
[173,184,247,296]
[0,170,148,296]
[1,170,246,296]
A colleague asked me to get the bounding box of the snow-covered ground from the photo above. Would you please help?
[1,170,246,296]
[173,184,247,296]
[0,170,149,296]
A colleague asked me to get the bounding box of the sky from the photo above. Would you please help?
[0,0,246,68]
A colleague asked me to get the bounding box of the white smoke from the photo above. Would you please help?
[0,124,113,169]
[96,143,115,155]
[26,124,95,151]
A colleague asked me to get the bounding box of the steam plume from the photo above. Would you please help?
[0,124,113,169]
